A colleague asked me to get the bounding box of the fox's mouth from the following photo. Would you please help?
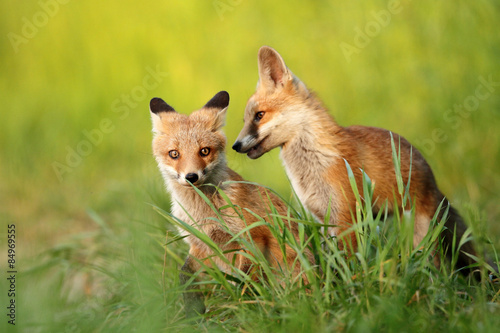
[245,136,268,159]
[181,182,198,188]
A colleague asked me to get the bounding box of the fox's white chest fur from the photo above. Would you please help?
[168,180,244,253]
[170,189,215,247]
[281,135,340,236]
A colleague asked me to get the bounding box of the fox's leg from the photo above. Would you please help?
[179,253,206,318]
[413,212,431,248]
[439,202,480,276]
[412,210,445,267]
[330,206,359,253]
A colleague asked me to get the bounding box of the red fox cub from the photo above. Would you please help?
[150,91,314,317]
[232,46,478,274]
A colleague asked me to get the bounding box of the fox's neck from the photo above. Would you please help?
[280,102,343,194]
[282,100,342,162]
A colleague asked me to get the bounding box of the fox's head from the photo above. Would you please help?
[232,46,311,159]
[150,91,229,187]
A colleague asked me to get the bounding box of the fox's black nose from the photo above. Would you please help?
[185,173,199,184]
[232,141,242,152]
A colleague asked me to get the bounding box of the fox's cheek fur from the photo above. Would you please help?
[156,161,180,184]
[153,152,194,185]
[200,151,227,182]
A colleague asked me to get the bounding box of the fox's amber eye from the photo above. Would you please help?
[254,111,265,121]
[200,147,210,156]
[168,150,179,159]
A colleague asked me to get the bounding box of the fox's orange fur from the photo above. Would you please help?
[150,91,313,317]
[233,46,477,273]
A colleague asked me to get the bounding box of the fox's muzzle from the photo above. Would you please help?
[232,141,243,152]
[185,173,199,184]
[233,121,269,159]
[232,135,267,160]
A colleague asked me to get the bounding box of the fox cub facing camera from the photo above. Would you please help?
[150,91,314,317]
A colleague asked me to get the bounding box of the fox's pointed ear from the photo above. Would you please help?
[150,97,175,114]
[212,106,228,132]
[150,97,175,133]
[202,91,229,131]
[203,91,229,110]
[257,46,292,90]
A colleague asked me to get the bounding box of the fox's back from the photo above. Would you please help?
[330,125,441,212]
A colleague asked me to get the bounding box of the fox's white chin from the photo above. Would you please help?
[177,179,202,187]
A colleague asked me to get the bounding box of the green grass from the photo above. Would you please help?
[1,0,499,332]
[10,155,500,332]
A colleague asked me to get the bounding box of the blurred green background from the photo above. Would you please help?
[1,0,499,331]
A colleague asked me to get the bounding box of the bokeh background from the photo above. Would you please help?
[1,0,499,331]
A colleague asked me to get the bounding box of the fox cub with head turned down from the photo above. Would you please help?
[150,91,314,317]
[232,46,481,275]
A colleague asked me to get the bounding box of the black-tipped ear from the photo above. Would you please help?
[150,97,175,114]
[203,91,230,110]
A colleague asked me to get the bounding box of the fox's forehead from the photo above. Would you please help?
[244,99,258,118]
[156,119,224,151]
[245,92,281,119]
[164,129,218,145]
